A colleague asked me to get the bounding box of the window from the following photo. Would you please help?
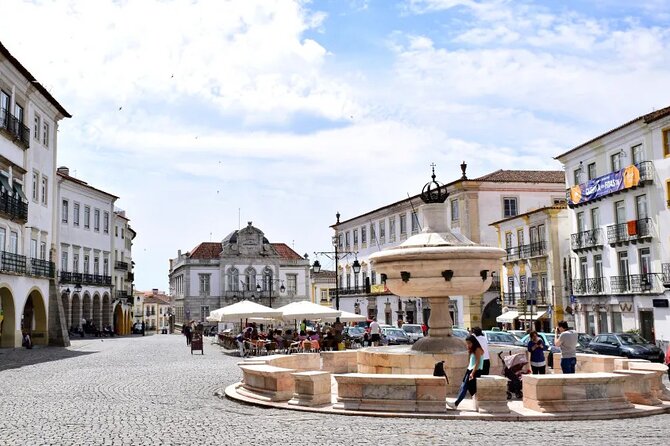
[611,152,621,171]
[389,217,396,241]
[0,90,8,115]
[227,267,239,291]
[346,273,351,289]
[618,251,629,276]
[73,203,80,226]
[451,199,459,221]
[39,242,46,260]
[73,253,79,273]
[353,229,358,246]
[663,129,670,157]
[612,312,623,333]
[103,212,109,233]
[576,212,585,233]
[573,168,581,185]
[30,239,37,258]
[104,258,109,275]
[579,257,588,279]
[94,257,99,275]
[505,232,512,249]
[587,163,596,180]
[371,270,377,285]
[34,114,41,141]
[639,248,651,275]
[14,103,24,123]
[529,226,538,245]
[287,274,297,295]
[338,234,342,249]
[594,254,603,278]
[517,229,524,247]
[591,208,600,229]
[245,267,256,291]
[2,228,10,251]
[94,209,100,232]
[537,224,545,241]
[411,212,419,234]
[32,172,38,201]
[503,198,518,218]
[636,195,648,220]
[632,144,644,165]
[614,201,625,224]
[41,176,48,205]
[200,306,210,322]
[84,206,90,229]
[399,214,407,235]
[9,231,17,253]
[199,274,211,296]
[370,223,376,243]
[379,219,386,243]
[61,250,68,271]
[345,231,350,248]
[262,267,273,291]
[62,200,69,223]
[43,122,49,147]
[83,255,90,274]
[115,226,118,237]
[361,226,367,244]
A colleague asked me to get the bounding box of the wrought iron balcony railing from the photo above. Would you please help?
[610,273,662,293]
[663,263,670,287]
[0,191,28,223]
[571,228,604,251]
[30,258,54,278]
[572,277,607,295]
[607,218,652,245]
[0,108,30,148]
[115,261,129,270]
[0,251,27,274]
[505,241,547,261]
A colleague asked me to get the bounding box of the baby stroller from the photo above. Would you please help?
[499,351,528,399]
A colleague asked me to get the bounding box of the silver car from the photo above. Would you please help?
[401,324,424,343]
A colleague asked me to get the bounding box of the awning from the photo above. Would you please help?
[518,310,547,320]
[496,310,519,324]
[13,182,27,201]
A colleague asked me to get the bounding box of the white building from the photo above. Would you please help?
[169,222,310,324]
[555,105,670,343]
[135,289,170,332]
[328,165,566,329]
[490,204,572,332]
[0,41,71,348]
[113,210,135,304]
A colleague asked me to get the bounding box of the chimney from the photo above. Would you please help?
[57,166,70,176]
[152,288,158,295]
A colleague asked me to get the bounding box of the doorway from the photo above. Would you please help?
[639,310,654,342]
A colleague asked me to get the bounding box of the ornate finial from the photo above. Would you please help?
[420,165,448,204]
[336,211,341,224]
[460,161,467,180]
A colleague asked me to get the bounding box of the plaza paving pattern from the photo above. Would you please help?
[1,335,669,446]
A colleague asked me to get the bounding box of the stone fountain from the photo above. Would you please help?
[369,169,505,353]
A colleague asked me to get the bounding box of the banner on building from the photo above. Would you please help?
[568,164,640,206]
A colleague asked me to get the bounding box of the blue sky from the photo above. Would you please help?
[3,0,670,291]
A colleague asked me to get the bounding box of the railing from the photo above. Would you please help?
[663,263,670,287]
[505,241,547,261]
[0,251,27,274]
[0,191,28,222]
[60,271,72,283]
[572,277,607,295]
[0,108,30,148]
[571,228,604,251]
[606,218,652,244]
[30,258,54,278]
[503,291,549,306]
[115,261,129,270]
[611,273,662,293]
[503,292,518,305]
[339,287,363,296]
[61,272,112,286]
[637,161,655,182]
[117,290,130,299]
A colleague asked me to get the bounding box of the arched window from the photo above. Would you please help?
[227,267,239,291]
[245,267,256,291]
[263,267,273,291]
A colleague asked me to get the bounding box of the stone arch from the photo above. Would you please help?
[61,292,71,330]
[92,293,102,328]
[481,296,502,330]
[262,266,273,291]
[0,285,16,348]
[82,292,92,324]
[71,293,82,330]
[113,304,123,335]
[244,266,256,291]
[102,293,111,328]
[227,267,239,291]
[23,288,48,346]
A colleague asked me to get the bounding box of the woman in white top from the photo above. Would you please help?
[472,327,490,375]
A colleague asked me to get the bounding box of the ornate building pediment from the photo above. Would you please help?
[222,222,279,257]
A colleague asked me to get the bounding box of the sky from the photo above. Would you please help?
[2,0,670,291]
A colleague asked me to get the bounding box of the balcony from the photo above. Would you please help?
[572,277,607,295]
[571,229,604,251]
[30,258,54,278]
[610,274,663,294]
[663,263,670,288]
[606,218,652,245]
[0,191,28,223]
[127,271,134,282]
[0,108,30,149]
[115,261,129,270]
[0,251,27,274]
[61,272,111,286]
[116,290,130,300]
[567,161,654,208]
[505,241,547,261]
[503,291,549,306]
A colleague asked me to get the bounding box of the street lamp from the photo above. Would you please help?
[313,212,360,310]
[256,279,286,308]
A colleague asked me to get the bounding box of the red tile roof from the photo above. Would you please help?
[271,243,304,260]
[473,170,565,183]
[143,295,170,305]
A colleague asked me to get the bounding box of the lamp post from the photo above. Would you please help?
[256,279,286,308]
[312,212,361,310]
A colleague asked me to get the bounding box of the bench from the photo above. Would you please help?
[238,364,296,402]
[288,371,332,407]
[321,351,358,374]
[522,373,633,413]
[475,375,510,413]
[334,373,446,413]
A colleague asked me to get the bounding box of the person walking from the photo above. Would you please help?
[472,327,490,375]
[183,323,192,346]
[527,331,546,374]
[555,321,578,374]
[369,317,381,347]
[447,335,484,409]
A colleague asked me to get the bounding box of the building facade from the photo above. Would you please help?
[490,205,571,332]
[136,290,171,332]
[169,222,310,324]
[329,167,566,329]
[0,42,71,348]
[556,106,670,342]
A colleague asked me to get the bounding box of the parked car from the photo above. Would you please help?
[588,333,664,362]
[451,328,469,339]
[576,333,598,354]
[381,327,411,345]
[483,330,518,345]
[401,324,424,343]
[344,326,366,342]
[132,322,143,334]
[507,330,527,339]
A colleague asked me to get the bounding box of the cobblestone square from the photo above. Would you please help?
[1,335,669,445]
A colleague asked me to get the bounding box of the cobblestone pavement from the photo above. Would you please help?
[1,335,669,446]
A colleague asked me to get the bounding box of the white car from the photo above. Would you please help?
[401,324,424,343]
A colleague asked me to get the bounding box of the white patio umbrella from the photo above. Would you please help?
[277,300,341,321]
[209,300,283,322]
[322,310,366,323]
